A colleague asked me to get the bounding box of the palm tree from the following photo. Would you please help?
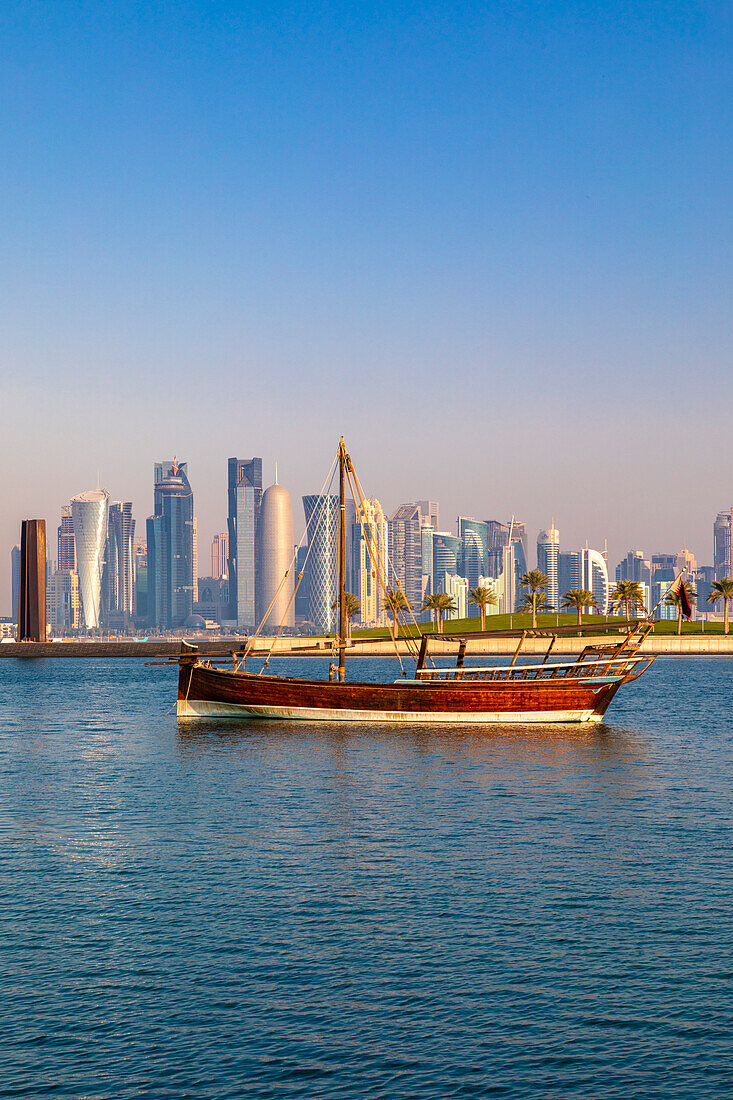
[664,581,696,635]
[561,588,598,628]
[383,588,410,640]
[519,570,549,629]
[422,592,457,634]
[331,592,361,640]
[707,577,733,634]
[468,585,498,631]
[512,589,548,624]
[609,580,646,623]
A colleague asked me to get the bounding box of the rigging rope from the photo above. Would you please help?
[345,456,429,669]
[254,451,339,673]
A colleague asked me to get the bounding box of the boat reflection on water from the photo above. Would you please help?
[175,716,649,792]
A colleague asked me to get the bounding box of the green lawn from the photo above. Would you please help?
[347,614,729,639]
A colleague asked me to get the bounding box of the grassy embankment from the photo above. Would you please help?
[349,614,729,639]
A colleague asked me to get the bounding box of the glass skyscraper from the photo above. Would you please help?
[458,519,487,589]
[303,494,339,633]
[107,502,136,622]
[537,525,560,611]
[147,462,194,629]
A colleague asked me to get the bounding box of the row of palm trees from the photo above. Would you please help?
[338,574,733,639]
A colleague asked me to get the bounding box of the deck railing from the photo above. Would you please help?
[410,656,649,683]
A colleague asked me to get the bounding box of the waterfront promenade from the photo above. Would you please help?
[3,633,733,658]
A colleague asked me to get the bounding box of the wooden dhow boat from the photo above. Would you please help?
[159,439,657,724]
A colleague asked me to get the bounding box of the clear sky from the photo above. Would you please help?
[2,1,731,612]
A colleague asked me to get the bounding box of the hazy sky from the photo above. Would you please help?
[2,1,731,613]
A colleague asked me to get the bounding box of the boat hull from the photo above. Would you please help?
[177,663,622,724]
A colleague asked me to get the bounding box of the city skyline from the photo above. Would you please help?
[5,445,729,628]
[4,446,733,619]
[2,3,731,614]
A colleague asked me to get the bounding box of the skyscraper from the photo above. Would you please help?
[11,544,20,624]
[714,511,731,578]
[388,503,423,615]
[227,457,262,627]
[211,533,229,579]
[459,519,488,588]
[615,550,651,585]
[432,532,462,586]
[303,494,339,633]
[147,461,194,629]
[417,500,440,530]
[537,525,560,610]
[18,520,47,641]
[71,490,109,629]
[558,551,581,600]
[581,548,610,614]
[57,506,76,571]
[107,501,136,621]
[258,478,295,631]
[352,498,388,625]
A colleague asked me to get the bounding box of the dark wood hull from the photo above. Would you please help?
[177,663,624,724]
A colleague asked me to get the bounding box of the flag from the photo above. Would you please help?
[667,571,692,619]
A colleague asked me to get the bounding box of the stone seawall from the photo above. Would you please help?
[3,634,733,658]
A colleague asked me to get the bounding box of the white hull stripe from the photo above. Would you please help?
[177,699,602,724]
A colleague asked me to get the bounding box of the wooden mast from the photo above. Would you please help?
[338,437,347,682]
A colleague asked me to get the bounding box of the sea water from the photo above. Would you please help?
[1,656,732,1098]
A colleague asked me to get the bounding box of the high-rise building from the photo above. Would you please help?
[133,540,147,621]
[486,520,508,551]
[49,569,81,631]
[432,532,462,587]
[303,494,339,633]
[211,533,229,579]
[18,520,47,641]
[676,547,697,576]
[388,504,424,615]
[459,519,488,589]
[558,551,581,600]
[258,478,295,631]
[227,457,262,628]
[537,525,560,610]
[192,516,198,603]
[581,548,610,614]
[71,490,110,630]
[651,554,676,582]
[714,511,732,578]
[107,502,136,621]
[57,506,76,572]
[437,572,468,621]
[616,550,651,585]
[147,461,194,629]
[352,498,388,626]
[11,544,21,624]
[294,545,310,622]
[417,501,440,531]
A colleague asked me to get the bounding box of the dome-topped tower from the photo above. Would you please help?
[257,478,294,631]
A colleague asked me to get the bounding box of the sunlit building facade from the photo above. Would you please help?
[352,498,388,626]
[71,490,110,630]
[258,480,295,631]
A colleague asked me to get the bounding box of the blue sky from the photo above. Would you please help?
[2,1,731,610]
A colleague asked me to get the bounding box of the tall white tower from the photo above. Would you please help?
[71,489,110,629]
[258,480,294,631]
